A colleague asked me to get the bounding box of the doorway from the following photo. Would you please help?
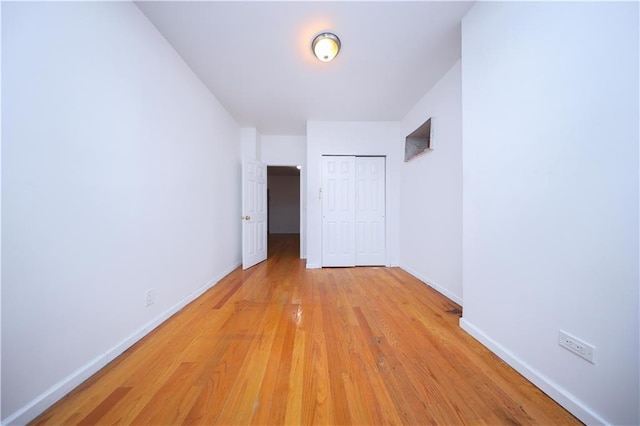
[267,166,301,252]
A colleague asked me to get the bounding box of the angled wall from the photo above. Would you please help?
[399,60,463,305]
[2,2,241,423]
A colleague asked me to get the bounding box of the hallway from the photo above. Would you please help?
[33,234,579,425]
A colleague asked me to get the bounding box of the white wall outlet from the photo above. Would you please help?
[145,289,154,307]
[559,330,595,364]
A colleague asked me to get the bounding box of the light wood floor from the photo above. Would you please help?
[32,234,580,425]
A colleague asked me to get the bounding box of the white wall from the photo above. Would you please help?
[399,61,462,305]
[306,122,401,268]
[261,135,306,166]
[460,3,639,425]
[0,3,4,417]
[262,135,307,257]
[268,175,300,234]
[2,2,242,423]
[241,127,262,162]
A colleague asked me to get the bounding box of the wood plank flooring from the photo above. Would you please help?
[32,234,581,425]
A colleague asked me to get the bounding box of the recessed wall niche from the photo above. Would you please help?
[405,117,434,162]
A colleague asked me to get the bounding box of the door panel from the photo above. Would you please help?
[355,157,386,265]
[322,156,356,267]
[321,156,386,267]
[242,160,267,269]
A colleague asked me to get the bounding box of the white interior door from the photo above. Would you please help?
[322,156,356,267]
[356,157,386,265]
[242,160,267,269]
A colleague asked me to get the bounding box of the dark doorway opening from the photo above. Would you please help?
[267,166,300,237]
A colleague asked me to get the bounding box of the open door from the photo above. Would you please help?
[242,160,267,269]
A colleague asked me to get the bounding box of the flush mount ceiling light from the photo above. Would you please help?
[312,32,341,62]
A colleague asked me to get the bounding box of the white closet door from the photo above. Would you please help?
[355,157,386,265]
[321,156,356,267]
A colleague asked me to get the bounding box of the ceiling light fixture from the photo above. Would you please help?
[312,32,341,62]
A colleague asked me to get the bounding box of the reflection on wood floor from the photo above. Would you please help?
[32,234,580,425]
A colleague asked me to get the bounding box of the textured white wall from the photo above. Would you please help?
[399,61,462,305]
[460,2,639,424]
[2,2,241,422]
[306,121,401,268]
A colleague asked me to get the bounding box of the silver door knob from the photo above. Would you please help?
[241,215,250,220]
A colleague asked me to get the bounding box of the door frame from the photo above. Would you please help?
[320,155,387,267]
[265,163,306,259]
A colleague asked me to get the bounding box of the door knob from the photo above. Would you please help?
[241,215,251,220]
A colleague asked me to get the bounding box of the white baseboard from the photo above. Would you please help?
[459,318,608,426]
[399,264,463,306]
[2,354,108,426]
[2,261,241,426]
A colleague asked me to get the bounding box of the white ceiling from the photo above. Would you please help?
[135,1,474,135]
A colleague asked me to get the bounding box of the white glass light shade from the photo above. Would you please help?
[312,33,341,62]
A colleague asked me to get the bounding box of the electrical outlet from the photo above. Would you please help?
[145,290,154,307]
[559,330,595,364]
